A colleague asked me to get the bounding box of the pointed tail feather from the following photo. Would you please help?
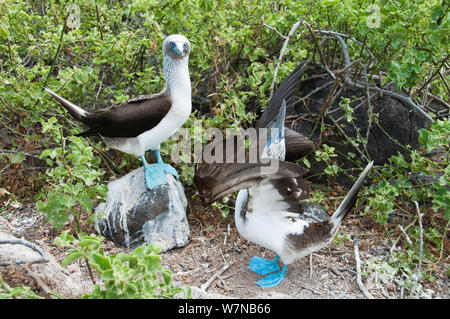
[330,161,374,233]
[44,87,88,121]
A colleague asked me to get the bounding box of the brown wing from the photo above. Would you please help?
[78,92,172,137]
[194,160,308,206]
[284,127,315,161]
[258,61,308,129]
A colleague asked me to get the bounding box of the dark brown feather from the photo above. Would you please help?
[284,127,315,161]
[258,61,308,129]
[78,92,172,137]
[194,160,308,206]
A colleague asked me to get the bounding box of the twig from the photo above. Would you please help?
[95,0,104,41]
[412,201,424,296]
[41,1,74,90]
[268,0,319,98]
[295,283,323,295]
[363,65,373,142]
[427,92,450,110]
[200,263,232,291]
[0,238,49,266]
[303,21,336,81]
[315,27,433,122]
[398,225,413,246]
[389,216,417,257]
[309,253,313,278]
[23,262,57,299]
[262,22,286,39]
[173,268,201,278]
[412,54,449,99]
[0,273,14,297]
[352,236,374,299]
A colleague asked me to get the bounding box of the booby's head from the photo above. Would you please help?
[163,34,191,59]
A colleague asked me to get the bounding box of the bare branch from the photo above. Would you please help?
[269,0,319,99]
[0,238,49,266]
[412,201,424,297]
[200,263,232,291]
[352,236,375,299]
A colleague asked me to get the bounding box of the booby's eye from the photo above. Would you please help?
[183,43,188,49]
[170,41,176,47]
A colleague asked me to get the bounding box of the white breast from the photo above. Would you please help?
[235,184,309,264]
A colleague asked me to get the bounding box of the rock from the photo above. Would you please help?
[288,63,431,186]
[94,167,190,252]
[0,217,94,298]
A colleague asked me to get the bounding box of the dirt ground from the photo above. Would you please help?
[1,197,448,299]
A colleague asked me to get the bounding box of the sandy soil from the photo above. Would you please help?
[1,198,449,299]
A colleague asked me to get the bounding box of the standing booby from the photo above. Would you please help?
[195,103,373,287]
[44,34,192,190]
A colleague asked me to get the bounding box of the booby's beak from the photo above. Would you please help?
[170,41,187,57]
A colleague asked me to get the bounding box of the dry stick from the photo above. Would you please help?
[327,114,370,163]
[23,262,57,299]
[303,21,336,81]
[41,1,74,90]
[398,225,413,246]
[268,0,319,99]
[262,22,287,39]
[0,274,14,297]
[200,263,232,291]
[363,65,373,142]
[412,54,449,99]
[412,201,424,297]
[427,92,450,110]
[352,236,375,299]
[0,238,49,266]
[437,219,450,263]
[319,28,433,122]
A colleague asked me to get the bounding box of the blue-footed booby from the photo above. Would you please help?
[194,60,373,287]
[195,104,373,287]
[45,34,192,190]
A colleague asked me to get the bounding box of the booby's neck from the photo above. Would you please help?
[163,55,191,102]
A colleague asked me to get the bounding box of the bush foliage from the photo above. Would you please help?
[0,0,448,298]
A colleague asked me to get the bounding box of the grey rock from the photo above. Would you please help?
[94,167,190,252]
[288,62,431,187]
[0,217,94,298]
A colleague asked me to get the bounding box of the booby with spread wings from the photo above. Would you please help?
[44,34,192,190]
[195,103,373,287]
[194,61,373,287]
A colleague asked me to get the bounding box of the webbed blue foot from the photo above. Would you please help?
[141,150,179,190]
[248,255,280,275]
[256,265,288,288]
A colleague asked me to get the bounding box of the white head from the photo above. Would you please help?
[162,34,191,60]
[162,34,191,94]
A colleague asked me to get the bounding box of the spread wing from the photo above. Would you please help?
[245,176,310,215]
[284,127,315,161]
[256,61,314,161]
[258,61,308,129]
[78,91,172,137]
[194,160,309,206]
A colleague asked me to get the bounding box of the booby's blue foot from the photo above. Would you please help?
[141,151,179,190]
[248,255,280,275]
[256,265,288,288]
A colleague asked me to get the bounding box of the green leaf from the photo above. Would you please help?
[92,253,112,271]
[62,249,84,267]
[8,151,26,164]
[78,237,101,250]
